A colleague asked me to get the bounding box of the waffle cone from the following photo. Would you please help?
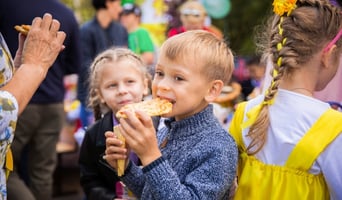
[114,125,126,176]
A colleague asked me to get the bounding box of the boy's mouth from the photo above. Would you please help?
[158,96,175,104]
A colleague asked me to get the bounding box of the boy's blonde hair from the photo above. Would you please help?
[160,30,234,84]
[249,0,342,154]
[88,48,147,120]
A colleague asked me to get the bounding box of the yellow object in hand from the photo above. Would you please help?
[114,125,126,176]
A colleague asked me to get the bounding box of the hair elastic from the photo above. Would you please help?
[323,28,342,52]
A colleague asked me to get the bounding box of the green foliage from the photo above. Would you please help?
[215,0,272,56]
[61,0,94,24]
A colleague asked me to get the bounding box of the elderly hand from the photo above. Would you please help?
[21,13,66,70]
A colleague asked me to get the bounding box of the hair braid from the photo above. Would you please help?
[247,0,342,155]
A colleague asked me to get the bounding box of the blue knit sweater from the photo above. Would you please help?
[122,104,238,199]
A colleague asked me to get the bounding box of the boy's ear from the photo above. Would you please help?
[205,80,224,102]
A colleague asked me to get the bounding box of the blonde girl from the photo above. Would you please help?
[79,48,149,200]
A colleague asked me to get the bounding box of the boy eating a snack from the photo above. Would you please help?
[104,30,238,199]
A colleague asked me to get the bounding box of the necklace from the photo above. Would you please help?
[290,87,314,96]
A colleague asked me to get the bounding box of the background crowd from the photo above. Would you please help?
[0,0,341,199]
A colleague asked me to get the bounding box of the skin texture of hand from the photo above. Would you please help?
[21,13,66,70]
[105,110,162,168]
[13,34,25,69]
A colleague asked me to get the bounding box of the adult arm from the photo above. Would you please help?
[1,13,65,114]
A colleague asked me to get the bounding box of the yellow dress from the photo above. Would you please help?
[229,102,342,199]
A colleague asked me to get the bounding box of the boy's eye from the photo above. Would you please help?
[175,76,184,81]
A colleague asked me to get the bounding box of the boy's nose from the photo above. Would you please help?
[156,78,171,91]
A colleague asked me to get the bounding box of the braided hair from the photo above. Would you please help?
[248,0,342,154]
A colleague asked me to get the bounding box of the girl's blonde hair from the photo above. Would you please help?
[160,30,234,84]
[249,0,342,154]
[87,47,147,120]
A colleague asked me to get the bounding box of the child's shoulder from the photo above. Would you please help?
[85,112,113,136]
[199,123,237,149]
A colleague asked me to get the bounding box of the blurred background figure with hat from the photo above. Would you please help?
[120,3,156,68]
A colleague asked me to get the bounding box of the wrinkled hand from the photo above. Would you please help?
[104,131,129,169]
[21,13,66,70]
[13,33,26,69]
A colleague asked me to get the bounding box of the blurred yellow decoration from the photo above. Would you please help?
[141,23,167,47]
[153,0,167,16]
[272,0,297,16]
[64,100,80,113]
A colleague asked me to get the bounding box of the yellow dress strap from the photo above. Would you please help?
[229,101,247,152]
[5,147,13,179]
[285,109,342,171]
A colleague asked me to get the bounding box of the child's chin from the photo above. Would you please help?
[161,113,172,118]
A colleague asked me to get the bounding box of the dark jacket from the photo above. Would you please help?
[79,111,160,200]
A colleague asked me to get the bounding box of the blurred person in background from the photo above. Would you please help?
[213,76,242,129]
[0,0,81,199]
[167,0,223,39]
[120,3,156,68]
[240,55,266,100]
[77,0,128,131]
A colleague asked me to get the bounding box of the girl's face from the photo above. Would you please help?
[98,60,148,113]
[152,54,212,121]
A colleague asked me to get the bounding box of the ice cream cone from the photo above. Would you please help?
[114,125,126,176]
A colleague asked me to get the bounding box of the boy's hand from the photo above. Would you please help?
[119,110,162,166]
[104,131,128,169]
